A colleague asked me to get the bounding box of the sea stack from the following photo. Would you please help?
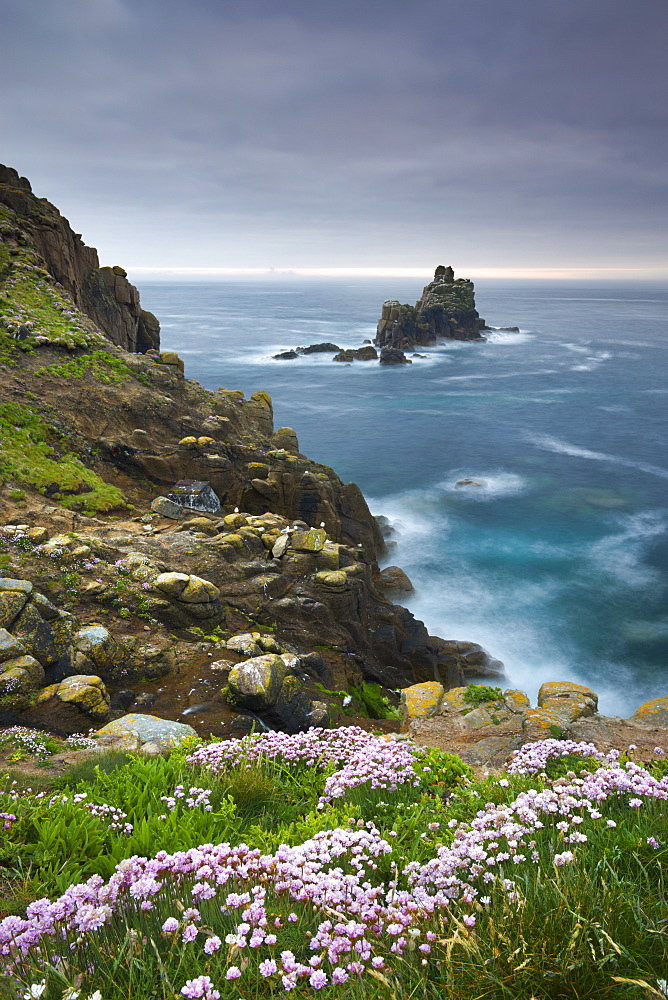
[375,265,487,351]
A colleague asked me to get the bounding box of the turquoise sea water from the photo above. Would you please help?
[137,278,668,716]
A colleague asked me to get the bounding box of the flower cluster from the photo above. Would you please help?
[160,785,213,814]
[188,727,422,805]
[0,727,56,761]
[1,736,666,995]
[507,738,618,775]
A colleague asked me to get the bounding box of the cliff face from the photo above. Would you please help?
[0,165,159,353]
[375,265,486,350]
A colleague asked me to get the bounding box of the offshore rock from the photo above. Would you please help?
[379,347,412,365]
[375,265,487,351]
[298,343,341,354]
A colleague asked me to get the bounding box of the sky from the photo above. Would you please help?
[1,0,667,278]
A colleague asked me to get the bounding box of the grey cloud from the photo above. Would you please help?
[0,0,666,269]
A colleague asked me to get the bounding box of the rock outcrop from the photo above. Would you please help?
[0,164,159,352]
[375,265,487,351]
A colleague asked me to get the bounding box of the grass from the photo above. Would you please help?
[0,402,128,512]
[34,351,136,384]
[0,733,666,999]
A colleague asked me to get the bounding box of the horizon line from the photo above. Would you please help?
[125,265,668,280]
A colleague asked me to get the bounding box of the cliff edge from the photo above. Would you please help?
[0,164,159,353]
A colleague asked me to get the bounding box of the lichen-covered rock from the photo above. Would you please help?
[317,543,340,570]
[179,577,220,603]
[30,593,61,621]
[0,654,45,692]
[151,496,186,519]
[522,707,569,740]
[95,714,197,749]
[152,572,191,598]
[630,696,668,727]
[439,687,470,714]
[291,528,326,552]
[227,654,289,711]
[0,578,32,629]
[400,682,445,730]
[49,674,111,721]
[271,427,300,454]
[69,625,125,681]
[538,681,598,712]
[313,570,349,590]
[504,689,531,714]
[11,603,59,666]
[0,628,26,663]
[226,634,263,657]
[50,612,79,657]
[152,572,223,627]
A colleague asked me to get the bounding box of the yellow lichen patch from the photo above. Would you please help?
[504,689,531,714]
[313,570,348,589]
[522,707,567,739]
[631,696,668,726]
[399,682,445,730]
[538,681,598,705]
[223,513,248,528]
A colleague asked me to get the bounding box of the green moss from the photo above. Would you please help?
[349,680,400,720]
[0,402,128,512]
[34,350,135,384]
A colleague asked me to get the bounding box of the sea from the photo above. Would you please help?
[136,277,668,717]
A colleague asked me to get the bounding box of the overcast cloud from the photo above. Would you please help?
[1,0,666,274]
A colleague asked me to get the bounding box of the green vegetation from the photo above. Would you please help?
[462,683,503,704]
[0,402,128,512]
[34,351,135,384]
[0,733,666,1000]
[349,679,400,720]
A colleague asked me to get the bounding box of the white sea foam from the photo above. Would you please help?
[485,329,534,345]
[527,433,668,481]
[438,470,528,500]
[586,511,666,587]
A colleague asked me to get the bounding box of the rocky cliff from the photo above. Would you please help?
[0,170,509,741]
[375,265,487,350]
[0,165,159,353]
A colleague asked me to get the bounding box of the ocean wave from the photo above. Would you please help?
[527,433,668,481]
